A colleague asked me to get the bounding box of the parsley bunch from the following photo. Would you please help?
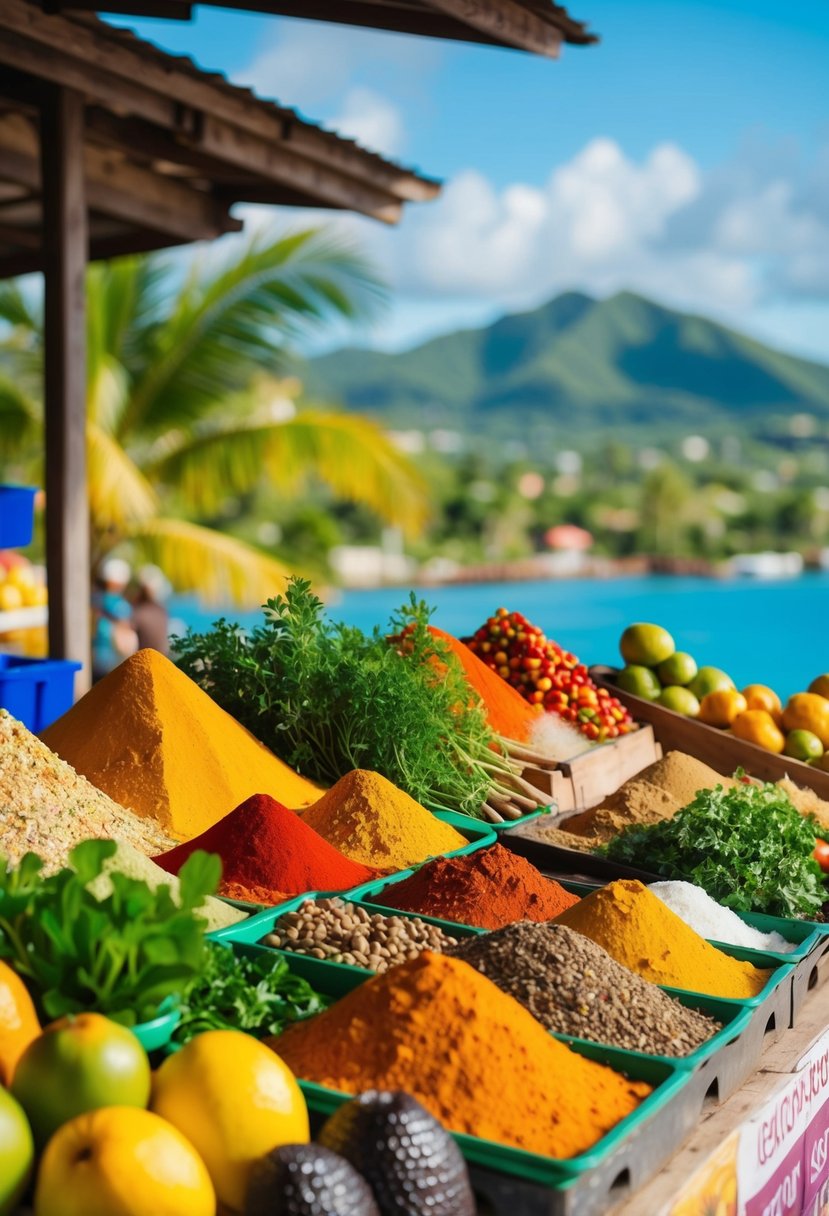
[0,840,217,1025]
[173,944,329,1045]
[603,781,826,918]
[174,577,497,817]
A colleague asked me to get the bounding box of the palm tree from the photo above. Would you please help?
[0,229,428,604]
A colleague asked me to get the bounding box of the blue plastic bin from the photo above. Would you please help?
[0,485,36,548]
[0,655,81,732]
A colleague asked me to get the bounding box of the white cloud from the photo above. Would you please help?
[330,87,406,156]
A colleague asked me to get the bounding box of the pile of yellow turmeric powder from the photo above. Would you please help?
[42,649,322,841]
[298,769,466,871]
[272,951,651,1158]
[555,880,770,998]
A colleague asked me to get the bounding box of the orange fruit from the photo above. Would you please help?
[781,693,829,747]
[731,710,786,753]
[698,689,748,729]
[808,674,829,699]
[33,1107,215,1216]
[0,961,40,1087]
[741,684,782,716]
[151,1030,308,1212]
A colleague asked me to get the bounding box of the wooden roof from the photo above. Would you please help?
[0,0,441,278]
[41,0,598,58]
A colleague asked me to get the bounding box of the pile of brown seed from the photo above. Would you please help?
[449,922,721,1056]
[260,897,459,973]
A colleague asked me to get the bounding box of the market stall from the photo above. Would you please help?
[3,591,829,1214]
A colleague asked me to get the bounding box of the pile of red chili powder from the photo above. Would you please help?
[153,793,375,904]
[372,843,579,929]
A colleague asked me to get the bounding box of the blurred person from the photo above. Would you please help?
[131,565,171,656]
[92,558,138,681]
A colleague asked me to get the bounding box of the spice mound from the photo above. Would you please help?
[371,843,579,929]
[298,770,465,872]
[262,897,458,972]
[0,709,174,872]
[650,881,795,954]
[272,951,651,1158]
[555,880,770,998]
[154,794,375,903]
[449,922,720,1056]
[427,626,538,742]
[42,649,322,842]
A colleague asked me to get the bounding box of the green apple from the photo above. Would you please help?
[616,664,662,701]
[12,1012,150,1149]
[785,730,824,762]
[0,1086,34,1216]
[657,651,698,687]
[689,666,735,701]
[658,686,701,717]
[619,623,675,667]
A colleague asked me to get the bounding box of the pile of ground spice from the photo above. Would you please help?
[272,951,651,1158]
[154,793,375,903]
[0,710,174,872]
[777,777,829,829]
[42,649,322,841]
[449,922,721,1056]
[298,770,465,872]
[427,626,538,743]
[555,880,770,999]
[371,843,579,929]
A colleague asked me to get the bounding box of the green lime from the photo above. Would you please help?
[619,623,675,667]
[657,652,698,687]
[616,665,662,701]
[658,686,701,717]
[688,666,735,701]
[784,730,824,762]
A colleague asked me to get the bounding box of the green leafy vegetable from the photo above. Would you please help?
[173,942,329,1045]
[173,576,500,817]
[0,840,219,1025]
[603,780,826,918]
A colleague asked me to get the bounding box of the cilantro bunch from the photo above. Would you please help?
[0,840,218,1025]
[174,577,497,817]
[603,781,826,918]
[173,944,329,1045]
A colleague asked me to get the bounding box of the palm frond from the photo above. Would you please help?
[148,400,429,535]
[120,228,385,440]
[87,423,158,535]
[126,517,293,607]
[0,280,41,332]
[0,370,39,460]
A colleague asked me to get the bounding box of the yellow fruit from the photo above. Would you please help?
[33,1107,215,1216]
[732,710,786,753]
[0,1087,34,1216]
[0,584,23,611]
[151,1030,308,1212]
[698,689,748,728]
[782,693,829,747]
[809,674,829,700]
[742,684,782,715]
[0,961,40,1087]
[619,623,675,667]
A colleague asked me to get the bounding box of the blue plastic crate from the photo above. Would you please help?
[0,655,81,732]
[0,485,36,548]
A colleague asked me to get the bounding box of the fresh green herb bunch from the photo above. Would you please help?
[0,840,218,1025]
[174,943,329,1045]
[603,779,826,918]
[174,577,499,817]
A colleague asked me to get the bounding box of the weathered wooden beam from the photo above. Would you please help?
[0,114,241,242]
[428,0,561,55]
[40,84,91,691]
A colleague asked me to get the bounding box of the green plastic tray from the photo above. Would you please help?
[428,801,558,834]
[131,998,181,1052]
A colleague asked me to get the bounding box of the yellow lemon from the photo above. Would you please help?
[33,1107,215,1216]
[782,693,829,747]
[0,961,40,1087]
[732,710,786,753]
[698,689,748,729]
[151,1030,308,1212]
[742,684,782,716]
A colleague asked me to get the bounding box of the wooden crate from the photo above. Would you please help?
[590,664,829,800]
[522,723,661,813]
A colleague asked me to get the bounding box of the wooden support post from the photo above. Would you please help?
[41,85,91,693]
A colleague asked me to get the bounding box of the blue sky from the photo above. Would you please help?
[106,1,829,360]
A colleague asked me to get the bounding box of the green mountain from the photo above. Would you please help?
[303,291,829,441]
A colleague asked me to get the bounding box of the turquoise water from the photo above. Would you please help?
[170,573,829,701]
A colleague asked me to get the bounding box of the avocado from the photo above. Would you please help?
[318,1091,476,1216]
[244,1143,380,1216]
